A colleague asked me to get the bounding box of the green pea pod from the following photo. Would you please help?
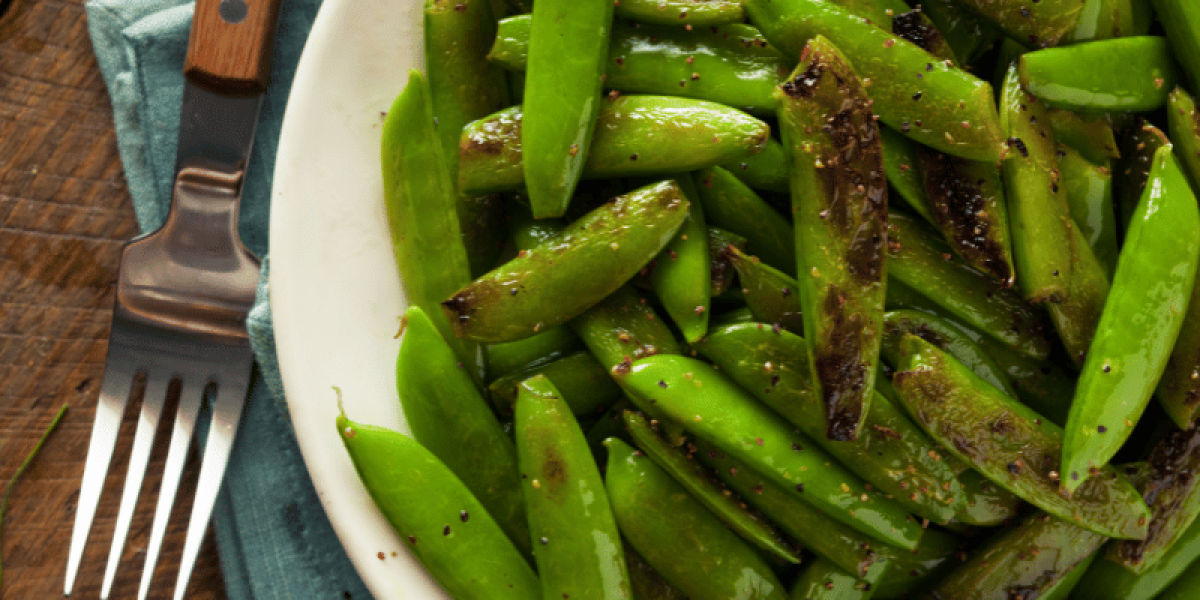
[951,468,1023,527]
[692,438,887,580]
[720,137,789,194]
[397,307,530,555]
[1039,549,1100,600]
[1064,0,1138,41]
[880,309,1016,398]
[915,147,1015,286]
[1160,88,1200,430]
[486,326,580,380]
[487,13,530,70]
[777,36,888,441]
[747,0,1005,161]
[926,511,1107,600]
[624,541,689,600]
[952,0,1083,47]
[1116,124,1171,236]
[692,323,965,524]
[1018,37,1179,114]
[1060,144,1118,278]
[1046,108,1121,165]
[892,334,1152,540]
[515,375,630,600]
[444,180,688,343]
[569,285,682,371]
[707,226,747,297]
[1108,425,1200,573]
[623,411,802,564]
[522,0,613,218]
[1076,516,1200,599]
[918,0,1002,65]
[871,527,959,600]
[605,438,789,600]
[893,8,959,63]
[382,70,486,384]
[1045,223,1111,368]
[1159,563,1200,600]
[710,307,756,327]
[613,0,745,26]
[1063,147,1200,493]
[887,211,1051,360]
[725,246,804,334]
[460,99,770,195]
[336,416,538,599]
[880,125,935,225]
[1000,62,1076,304]
[695,167,795,274]
[425,0,510,277]
[1152,0,1200,96]
[618,354,925,549]
[789,557,880,600]
[650,176,710,343]
[506,201,564,251]
[489,351,620,418]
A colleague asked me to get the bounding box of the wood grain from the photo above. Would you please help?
[185,0,284,94]
[1,1,227,598]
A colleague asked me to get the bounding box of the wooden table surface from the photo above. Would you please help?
[2,0,227,597]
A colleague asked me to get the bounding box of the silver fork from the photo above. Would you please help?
[65,0,282,597]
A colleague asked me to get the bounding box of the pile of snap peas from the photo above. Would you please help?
[335,0,1200,597]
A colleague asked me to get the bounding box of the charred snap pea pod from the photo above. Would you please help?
[927,511,1108,600]
[649,176,710,343]
[1109,425,1200,573]
[613,0,744,26]
[486,326,580,379]
[623,411,803,563]
[777,36,888,441]
[337,416,539,599]
[1152,0,1200,94]
[1079,517,1200,599]
[695,167,795,274]
[515,375,630,600]
[880,309,1016,398]
[459,99,770,195]
[1116,124,1171,237]
[1000,63,1076,304]
[521,0,613,218]
[568,285,681,371]
[887,212,1051,360]
[382,70,485,384]
[489,18,790,115]
[443,180,688,343]
[918,0,1002,65]
[880,125,935,225]
[915,147,1015,286]
[624,541,688,600]
[725,247,804,334]
[720,137,789,194]
[1019,37,1179,114]
[620,354,925,549]
[952,468,1023,527]
[691,323,965,524]
[1039,549,1099,600]
[488,351,620,418]
[1045,223,1110,368]
[706,226,747,297]
[397,307,530,555]
[1065,0,1138,41]
[892,335,1152,539]
[1063,148,1200,493]
[605,438,789,600]
[952,0,1083,47]
[789,557,881,600]
[890,8,957,62]
[747,0,1005,161]
[1046,108,1121,165]
[425,0,510,277]
[872,527,958,600]
[1060,144,1118,278]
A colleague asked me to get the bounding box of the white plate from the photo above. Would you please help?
[269,0,447,597]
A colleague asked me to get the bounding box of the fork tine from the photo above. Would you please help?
[64,354,136,596]
[98,372,172,600]
[172,363,253,600]
[136,375,206,600]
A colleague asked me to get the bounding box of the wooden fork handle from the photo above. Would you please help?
[184,0,284,95]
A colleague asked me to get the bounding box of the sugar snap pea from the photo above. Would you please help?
[1063,146,1200,493]
[613,0,745,26]
[725,247,804,334]
[619,354,925,549]
[890,8,957,63]
[1039,549,1099,600]
[887,211,1051,360]
[720,137,789,194]
[1045,223,1110,368]
[569,285,681,371]
[585,399,632,466]
[604,438,789,600]
[692,322,965,524]
[624,541,688,600]
[506,201,564,251]
[926,511,1108,600]
[1019,37,1179,114]
[382,70,486,384]
[706,226,746,297]
[522,0,613,218]
[515,375,630,600]
[747,0,1005,161]
[1060,144,1118,278]
[1077,513,1200,599]
[459,98,770,195]
[1152,0,1200,94]
[951,468,1023,527]
[880,309,1016,399]
[444,180,688,343]
[489,350,620,418]
[1046,108,1121,165]
[649,176,710,343]
[892,334,1152,539]
[918,0,1002,65]
[789,556,880,600]
[485,325,580,380]
[871,527,958,600]
[623,411,802,564]
[1000,62,1076,304]
[777,36,888,441]
[951,0,1084,47]
[1159,561,1200,600]
[880,125,935,225]
[397,307,530,555]
[1116,124,1171,237]
[337,415,538,599]
[694,167,795,274]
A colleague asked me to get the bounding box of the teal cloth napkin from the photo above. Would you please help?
[84,1,373,598]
